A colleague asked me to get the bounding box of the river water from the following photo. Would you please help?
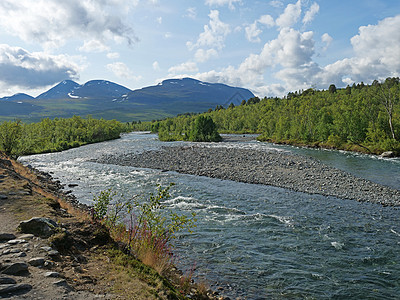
[20,133,400,299]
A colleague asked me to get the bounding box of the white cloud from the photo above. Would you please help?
[187,10,230,63]
[195,49,218,62]
[245,22,262,43]
[321,33,333,50]
[245,15,275,43]
[259,15,275,27]
[303,2,319,25]
[186,7,197,19]
[157,17,162,24]
[107,52,120,59]
[0,44,80,88]
[107,62,141,80]
[79,40,110,53]
[276,0,301,29]
[0,0,138,50]
[269,1,283,8]
[190,10,231,50]
[205,0,242,10]
[168,62,198,74]
[152,61,160,70]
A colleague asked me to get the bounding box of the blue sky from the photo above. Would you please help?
[0,0,399,97]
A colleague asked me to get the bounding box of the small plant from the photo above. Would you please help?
[92,184,197,276]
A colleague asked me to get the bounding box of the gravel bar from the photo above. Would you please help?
[96,145,400,207]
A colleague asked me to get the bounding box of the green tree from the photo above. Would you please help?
[188,115,222,142]
[0,120,23,158]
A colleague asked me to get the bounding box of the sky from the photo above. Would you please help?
[0,0,399,98]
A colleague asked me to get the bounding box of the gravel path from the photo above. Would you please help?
[96,145,400,207]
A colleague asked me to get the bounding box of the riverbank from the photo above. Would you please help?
[96,145,400,207]
[0,153,218,299]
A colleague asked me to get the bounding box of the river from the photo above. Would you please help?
[20,133,400,299]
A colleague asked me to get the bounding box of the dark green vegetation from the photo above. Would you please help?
[0,116,130,158]
[136,78,400,155]
[156,115,222,142]
[0,78,254,123]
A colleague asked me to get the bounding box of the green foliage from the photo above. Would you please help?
[92,184,197,275]
[0,115,131,157]
[0,120,23,158]
[188,115,222,142]
[135,77,400,155]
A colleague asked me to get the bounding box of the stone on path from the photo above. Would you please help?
[0,277,16,284]
[0,283,32,295]
[18,217,59,238]
[0,262,29,275]
[0,233,16,241]
[28,257,45,267]
[45,271,60,278]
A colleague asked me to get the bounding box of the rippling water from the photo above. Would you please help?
[20,133,400,299]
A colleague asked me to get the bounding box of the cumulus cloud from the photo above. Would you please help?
[79,40,110,53]
[168,62,198,74]
[205,0,242,10]
[303,2,319,25]
[107,62,141,80]
[187,10,230,63]
[0,44,80,89]
[245,15,275,43]
[0,0,138,50]
[276,0,301,29]
[321,33,333,50]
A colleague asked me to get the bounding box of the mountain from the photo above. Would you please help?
[121,78,254,106]
[0,93,34,101]
[36,80,81,100]
[0,78,255,122]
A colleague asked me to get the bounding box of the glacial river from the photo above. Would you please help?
[20,133,400,299]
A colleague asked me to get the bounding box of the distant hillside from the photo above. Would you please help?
[0,78,255,122]
[122,78,254,106]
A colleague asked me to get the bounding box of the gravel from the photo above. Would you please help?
[95,145,400,207]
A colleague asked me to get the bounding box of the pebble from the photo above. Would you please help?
[0,283,32,295]
[7,239,27,245]
[0,277,16,284]
[95,146,400,206]
[45,271,60,278]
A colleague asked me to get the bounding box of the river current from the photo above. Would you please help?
[20,133,400,299]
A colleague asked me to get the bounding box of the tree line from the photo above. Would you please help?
[134,78,400,155]
[0,116,131,158]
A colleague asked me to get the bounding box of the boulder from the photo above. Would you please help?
[18,217,59,238]
[380,151,395,158]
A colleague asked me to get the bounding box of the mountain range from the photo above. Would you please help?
[0,78,254,122]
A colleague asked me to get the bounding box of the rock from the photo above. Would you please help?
[28,257,45,267]
[45,271,60,278]
[68,183,79,188]
[40,246,53,252]
[18,234,35,240]
[0,194,7,200]
[48,250,59,257]
[0,277,16,284]
[0,262,29,275]
[381,151,395,158]
[0,233,16,241]
[0,283,32,295]
[14,252,27,258]
[18,217,59,238]
[7,239,27,245]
